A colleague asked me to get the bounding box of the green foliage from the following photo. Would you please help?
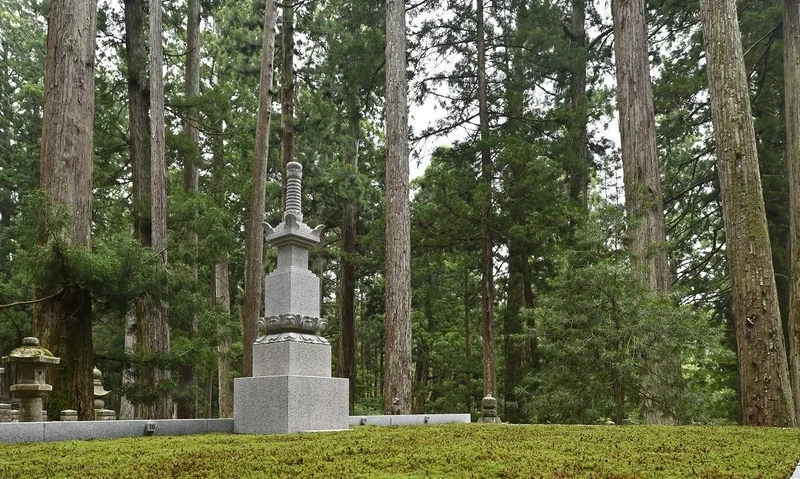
[522,207,735,424]
[0,0,774,424]
[1,424,800,478]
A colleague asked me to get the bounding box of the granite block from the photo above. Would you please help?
[0,422,44,443]
[419,413,471,424]
[252,341,332,377]
[286,376,348,432]
[348,414,472,427]
[234,376,288,434]
[43,420,144,441]
[234,375,348,434]
[150,419,207,436]
[390,413,471,425]
[263,268,320,318]
[206,419,234,434]
[3,419,239,443]
[348,415,392,426]
[277,245,308,270]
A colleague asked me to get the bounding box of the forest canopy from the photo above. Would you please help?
[0,0,796,426]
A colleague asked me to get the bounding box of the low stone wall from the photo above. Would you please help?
[349,414,471,427]
[0,414,472,443]
[0,419,234,444]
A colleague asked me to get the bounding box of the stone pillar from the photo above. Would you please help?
[11,410,18,422]
[479,395,502,424]
[234,162,348,434]
[60,409,78,421]
[0,404,10,422]
[2,337,60,422]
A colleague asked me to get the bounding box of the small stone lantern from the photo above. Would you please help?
[93,367,115,420]
[2,337,60,422]
[478,395,502,423]
[0,403,10,422]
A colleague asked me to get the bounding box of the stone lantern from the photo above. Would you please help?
[2,337,59,422]
[479,395,502,423]
[93,367,115,420]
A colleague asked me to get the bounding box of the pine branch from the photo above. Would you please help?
[0,288,66,309]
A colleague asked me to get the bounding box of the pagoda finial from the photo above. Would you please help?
[285,162,303,223]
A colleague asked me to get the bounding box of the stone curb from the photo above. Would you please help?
[0,414,471,443]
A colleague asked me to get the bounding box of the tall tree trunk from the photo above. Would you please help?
[701,0,797,426]
[243,0,278,377]
[384,0,412,414]
[214,257,232,417]
[568,0,588,205]
[339,107,359,414]
[137,0,172,419]
[501,21,535,421]
[413,263,437,413]
[119,310,137,419]
[177,0,201,420]
[124,0,150,419]
[124,0,150,248]
[34,0,97,421]
[611,0,671,297]
[211,104,233,418]
[503,241,525,423]
[476,0,497,403]
[280,0,294,210]
[463,264,472,412]
[786,0,800,423]
[611,0,675,424]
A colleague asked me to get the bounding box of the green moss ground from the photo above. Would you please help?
[0,424,799,478]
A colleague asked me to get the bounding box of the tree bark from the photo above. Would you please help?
[701,0,797,426]
[611,0,675,424]
[280,0,294,211]
[785,0,800,422]
[124,0,150,419]
[384,0,413,414]
[243,0,278,377]
[463,264,472,412]
[611,0,671,297]
[503,241,530,423]
[137,0,172,419]
[34,0,97,422]
[124,0,151,249]
[119,310,137,420]
[339,107,360,414]
[214,256,232,417]
[568,0,588,205]
[476,0,497,403]
[177,0,201,420]
[210,102,233,418]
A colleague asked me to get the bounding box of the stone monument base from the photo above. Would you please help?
[233,375,348,434]
[253,340,332,377]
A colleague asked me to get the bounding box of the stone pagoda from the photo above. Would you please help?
[234,161,348,434]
